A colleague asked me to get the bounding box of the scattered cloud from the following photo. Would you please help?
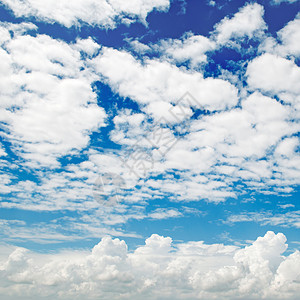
[0,0,171,28]
[224,210,300,229]
[213,3,267,45]
[0,22,106,167]
[271,0,299,5]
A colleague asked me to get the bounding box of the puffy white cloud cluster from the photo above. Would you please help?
[0,231,299,299]
[0,2,299,249]
[0,22,106,167]
[157,34,216,67]
[246,53,300,95]
[90,54,299,202]
[0,2,298,220]
[213,3,267,45]
[1,4,300,212]
[93,47,239,111]
[88,4,300,203]
[145,3,267,68]
[0,0,170,28]
[260,13,300,58]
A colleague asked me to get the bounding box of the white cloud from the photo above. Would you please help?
[157,33,216,67]
[275,137,299,157]
[0,23,106,167]
[0,231,299,299]
[278,204,295,209]
[276,15,300,57]
[213,3,267,45]
[93,47,239,111]
[128,4,268,69]
[0,0,170,28]
[0,2,299,237]
[271,0,299,5]
[224,210,300,229]
[128,39,152,54]
[246,53,300,95]
[0,144,6,156]
[148,208,182,219]
[259,14,300,59]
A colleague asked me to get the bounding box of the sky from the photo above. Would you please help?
[0,0,299,299]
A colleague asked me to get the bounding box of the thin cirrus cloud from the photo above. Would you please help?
[224,210,300,229]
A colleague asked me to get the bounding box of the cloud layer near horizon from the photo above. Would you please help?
[0,231,299,300]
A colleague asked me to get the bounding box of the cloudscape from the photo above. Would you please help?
[0,0,299,299]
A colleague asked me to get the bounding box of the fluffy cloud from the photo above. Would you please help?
[261,14,300,58]
[0,231,299,299]
[157,33,216,67]
[276,15,300,57]
[93,47,239,111]
[131,3,268,69]
[1,12,299,212]
[213,3,267,45]
[246,53,300,95]
[0,23,106,167]
[0,0,170,28]
[7,88,295,211]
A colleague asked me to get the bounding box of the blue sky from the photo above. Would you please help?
[0,0,299,299]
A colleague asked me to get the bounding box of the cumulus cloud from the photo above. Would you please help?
[0,231,299,299]
[157,33,216,67]
[0,8,299,300]
[246,53,300,95]
[276,15,300,57]
[133,3,268,69]
[0,23,106,167]
[0,0,170,28]
[93,47,239,111]
[260,14,300,58]
[213,3,267,45]
[1,9,300,212]
[4,88,298,210]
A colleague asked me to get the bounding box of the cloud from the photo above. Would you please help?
[134,3,268,69]
[1,12,299,213]
[271,0,299,5]
[0,0,170,28]
[224,210,300,229]
[92,47,239,111]
[0,231,299,299]
[0,23,106,167]
[260,14,300,58]
[0,145,6,156]
[276,14,300,57]
[213,3,267,45]
[157,33,216,67]
[0,2,299,255]
[246,53,300,95]
[148,208,182,219]
[4,86,298,211]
